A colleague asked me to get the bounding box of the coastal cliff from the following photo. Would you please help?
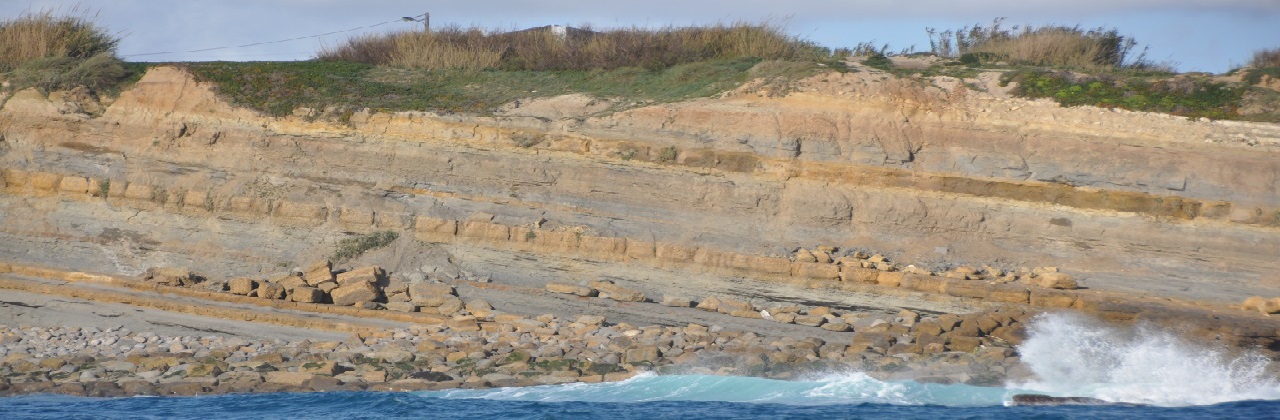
[2,64,1280,394]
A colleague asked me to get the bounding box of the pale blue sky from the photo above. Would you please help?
[3,0,1277,73]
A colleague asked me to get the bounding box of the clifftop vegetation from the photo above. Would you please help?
[0,11,1277,122]
[0,9,140,94]
[317,22,839,72]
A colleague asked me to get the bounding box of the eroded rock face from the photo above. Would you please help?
[2,65,1280,347]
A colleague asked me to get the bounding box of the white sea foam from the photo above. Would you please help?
[422,371,1008,406]
[423,313,1280,407]
[1015,312,1280,406]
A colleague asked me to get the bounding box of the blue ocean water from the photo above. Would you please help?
[2,381,1279,420]
[3,313,1279,419]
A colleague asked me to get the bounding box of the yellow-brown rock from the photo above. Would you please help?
[1035,272,1079,289]
[58,176,90,194]
[792,262,840,280]
[265,372,317,386]
[1263,298,1280,315]
[1031,289,1079,308]
[655,243,697,262]
[460,221,509,242]
[545,282,597,297]
[144,267,198,286]
[273,274,307,290]
[840,266,879,283]
[902,273,943,293]
[256,282,285,300]
[228,277,257,295]
[409,282,456,306]
[876,271,904,287]
[331,281,382,306]
[589,279,646,302]
[290,286,326,304]
[302,260,335,286]
[339,208,375,229]
[414,216,457,243]
[579,236,626,258]
[274,201,327,222]
[1243,296,1266,311]
[28,172,61,192]
[336,266,385,286]
[624,239,655,260]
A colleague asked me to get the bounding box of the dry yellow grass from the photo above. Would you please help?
[319,21,829,71]
[388,29,503,71]
[966,27,1130,68]
[1251,48,1280,68]
[0,8,118,71]
[928,19,1139,69]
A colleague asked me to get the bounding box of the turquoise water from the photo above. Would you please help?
[1,376,1279,420]
[3,313,1279,418]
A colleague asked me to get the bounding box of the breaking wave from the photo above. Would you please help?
[425,313,1280,407]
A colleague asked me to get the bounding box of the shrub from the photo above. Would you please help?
[658,146,677,162]
[0,9,135,94]
[1250,48,1280,69]
[1001,70,1244,119]
[861,52,892,70]
[318,33,398,64]
[9,53,129,93]
[317,21,829,71]
[389,28,502,71]
[331,231,399,262]
[0,9,119,72]
[927,18,1141,69]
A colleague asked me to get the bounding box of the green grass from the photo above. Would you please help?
[182,57,812,116]
[1000,69,1246,120]
[926,19,1146,69]
[1242,67,1280,86]
[7,54,141,94]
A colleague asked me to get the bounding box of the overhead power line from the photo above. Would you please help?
[120,13,427,59]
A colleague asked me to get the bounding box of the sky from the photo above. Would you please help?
[2,0,1277,73]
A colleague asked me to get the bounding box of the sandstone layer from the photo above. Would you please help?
[3,65,1280,394]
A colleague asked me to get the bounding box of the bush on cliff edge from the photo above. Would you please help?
[0,9,136,94]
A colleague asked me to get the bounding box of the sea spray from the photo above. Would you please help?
[1015,312,1280,406]
[422,372,1009,406]
[422,313,1280,408]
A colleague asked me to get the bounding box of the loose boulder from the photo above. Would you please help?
[1034,272,1078,289]
[331,281,383,306]
[290,286,327,304]
[228,278,257,295]
[589,280,646,302]
[256,282,286,300]
[302,260,335,286]
[337,266,386,286]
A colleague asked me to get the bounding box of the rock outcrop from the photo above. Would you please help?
[3,64,1280,380]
